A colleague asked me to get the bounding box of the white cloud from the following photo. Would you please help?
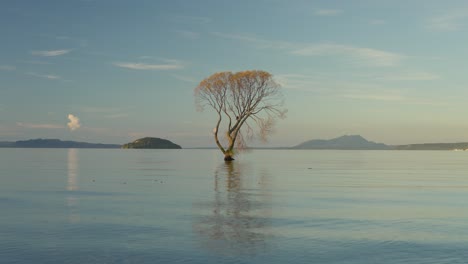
[315,9,342,16]
[27,72,61,80]
[291,44,404,67]
[31,49,71,56]
[67,114,81,131]
[0,65,15,71]
[16,122,64,129]
[114,61,184,70]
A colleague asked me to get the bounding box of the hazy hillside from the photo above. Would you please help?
[394,142,468,150]
[2,139,121,148]
[293,135,390,150]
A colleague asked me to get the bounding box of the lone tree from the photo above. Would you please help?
[195,70,286,161]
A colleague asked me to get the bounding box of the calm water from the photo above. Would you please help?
[2,149,468,263]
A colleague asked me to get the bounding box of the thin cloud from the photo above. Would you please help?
[291,44,404,67]
[315,9,342,16]
[67,114,81,131]
[275,74,327,92]
[380,71,440,81]
[0,65,15,71]
[342,93,405,102]
[173,74,198,83]
[81,106,129,119]
[174,30,200,39]
[27,72,61,80]
[370,19,386,25]
[212,32,294,50]
[429,10,468,31]
[114,60,184,70]
[213,32,404,67]
[82,106,121,113]
[18,60,52,65]
[31,49,71,56]
[104,113,129,119]
[342,91,445,106]
[16,122,64,129]
[171,15,211,24]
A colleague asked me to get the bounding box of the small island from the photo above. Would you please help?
[122,137,181,149]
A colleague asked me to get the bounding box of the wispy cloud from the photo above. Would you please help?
[213,32,403,67]
[342,89,445,105]
[173,74,198,83]
[315,9,342,16]
[342,93,405,102]
[114,60,184,70]
[171,15,211,24]
[67,114,81,131]
[212,32,294,49]
[82,106,121,113]
[31,49,71,56]
[81,106,130,119]
[0,125,20,136]
[275,74,328,92]
[27,72,61,80]
[370,19,386,25]
[0,65,15,71]
[54,35,88,47]
[18,60,52,65]
[380,71,440,81]
[16,122,64,129]
[174,30,200,39]
[429,10,468,31]
[291,44,404,67]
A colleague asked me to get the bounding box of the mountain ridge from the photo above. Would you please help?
[0,138,121,148]
[293,135,390,150]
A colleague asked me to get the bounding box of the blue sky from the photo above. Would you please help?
[2,0,468,147]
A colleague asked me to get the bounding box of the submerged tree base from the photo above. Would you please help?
[224,155,235,161]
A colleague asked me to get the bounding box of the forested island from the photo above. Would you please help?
[122,137,181,149]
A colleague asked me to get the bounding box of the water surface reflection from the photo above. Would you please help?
[194,161,272,255]
[67,148,80,223]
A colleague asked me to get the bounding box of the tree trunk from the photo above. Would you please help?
[224,154,235,161]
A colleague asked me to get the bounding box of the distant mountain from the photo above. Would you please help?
[394,142,468,150]
[122,137,181,149]
[293,135,390,150]
[0,141,15,147]
[1,139,121,148]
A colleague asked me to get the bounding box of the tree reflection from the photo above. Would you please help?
[194,161,272,255]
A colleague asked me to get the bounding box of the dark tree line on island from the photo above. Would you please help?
[195,70,287,161]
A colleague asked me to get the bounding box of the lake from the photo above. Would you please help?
[2,148,468,263]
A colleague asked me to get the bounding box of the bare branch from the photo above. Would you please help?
[194,70,287,160]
